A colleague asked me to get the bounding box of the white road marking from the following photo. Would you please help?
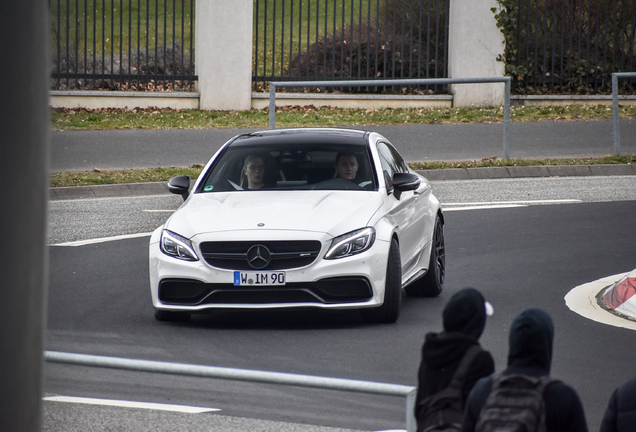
[143,209,175,212]
[373,430,406,432]
[564,272,636,331]
[442,199,582,212]
[443,204,527,211]
[43,396,220,413]
[51,232,152,247]
[443,199,581,206]
[51,199,582,245]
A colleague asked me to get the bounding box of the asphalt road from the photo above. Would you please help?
[45,176,636,432]
[51,119,636,171]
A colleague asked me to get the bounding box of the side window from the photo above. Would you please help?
[377,142,407,177]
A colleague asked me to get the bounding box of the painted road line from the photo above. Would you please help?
[51,232,152,247]
[43,396,220,413]
[51,200,581,245]
[444,204,527,211]
[443,199,582,206]
[565,272,636,331]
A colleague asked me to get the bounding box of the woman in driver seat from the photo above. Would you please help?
[240,154,267,190]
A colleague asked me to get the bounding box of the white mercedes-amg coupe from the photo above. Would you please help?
[149,128,444,323]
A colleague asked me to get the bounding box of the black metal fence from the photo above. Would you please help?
[499,0,636,94]
[50,0,196,91]
[252,0,450,94]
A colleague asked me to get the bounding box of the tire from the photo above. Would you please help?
[154,309,191,322]
[405,214,445,297]
[361,238,402,324]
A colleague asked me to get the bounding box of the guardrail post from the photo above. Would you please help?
[503,77,511,160]
[405,388,417,432]
[611,72,636,157]
[269,83,277,129]
[612,73,621,157]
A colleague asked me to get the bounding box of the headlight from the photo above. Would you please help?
[325,227,376,260]
[160,229,199,261]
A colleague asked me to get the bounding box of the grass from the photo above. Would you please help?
[410,155,636,170]
[50,104,636,187]
[51,104,636,130]
[50,166,203,187]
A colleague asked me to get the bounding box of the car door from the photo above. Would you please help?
[376,141,431,279]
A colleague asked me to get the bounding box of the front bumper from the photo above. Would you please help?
[149,229,390,312]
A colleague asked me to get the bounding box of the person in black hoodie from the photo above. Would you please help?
[415,288,495,429]
[461,308,588,432]
[599,376,636,432]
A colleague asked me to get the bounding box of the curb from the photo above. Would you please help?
[49,164,636,201]
[417,163,636,181]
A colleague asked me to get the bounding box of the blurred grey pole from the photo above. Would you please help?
[612,73,621,156]
[0,1,50,431]
[503,78,511,160]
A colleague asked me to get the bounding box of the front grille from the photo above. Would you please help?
[199,240,322,270]
[158,277,373,305]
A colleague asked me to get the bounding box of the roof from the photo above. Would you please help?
[230,128,370,147]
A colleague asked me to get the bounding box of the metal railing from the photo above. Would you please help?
[50,0,196,91]
[253,0,450,94]
[45,350,418,432]
[612,72,636,157]
[505,0,636,94]
[269,77,513,159]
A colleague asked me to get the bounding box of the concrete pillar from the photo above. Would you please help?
[196,0,253,110]
[0,1,49,431]
[448,0,505,107]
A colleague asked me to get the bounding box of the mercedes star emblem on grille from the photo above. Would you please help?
[246,244,271,269]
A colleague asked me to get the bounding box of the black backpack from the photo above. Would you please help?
[416,345,483,432]
[474,373,556,432]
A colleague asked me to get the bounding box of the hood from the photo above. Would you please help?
[506,308,554,374]
[442,287,488,340]
[165,190,383,238]
[422,332,479,369]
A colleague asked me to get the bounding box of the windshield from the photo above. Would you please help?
[196,143,378,193]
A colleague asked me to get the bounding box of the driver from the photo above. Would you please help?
[334,152,359,181]
[240,154,267,190]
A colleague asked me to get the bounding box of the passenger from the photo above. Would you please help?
[461,308,588,432]
[334,152,359,181]
[415,287,495,432]
[240,154,267,190]
[599,376,636,432]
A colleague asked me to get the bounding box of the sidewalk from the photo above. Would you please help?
[49,164,636,201]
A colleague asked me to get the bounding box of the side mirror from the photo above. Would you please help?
[168,175,191,201]
[392,172,420,200]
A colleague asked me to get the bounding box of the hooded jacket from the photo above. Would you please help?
[415,288,495,420]
[460,308,588,432]
[599,376,636,432]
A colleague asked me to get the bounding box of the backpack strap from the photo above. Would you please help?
[447,345,483,391]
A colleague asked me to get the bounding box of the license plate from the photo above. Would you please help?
[234,271,286,286]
